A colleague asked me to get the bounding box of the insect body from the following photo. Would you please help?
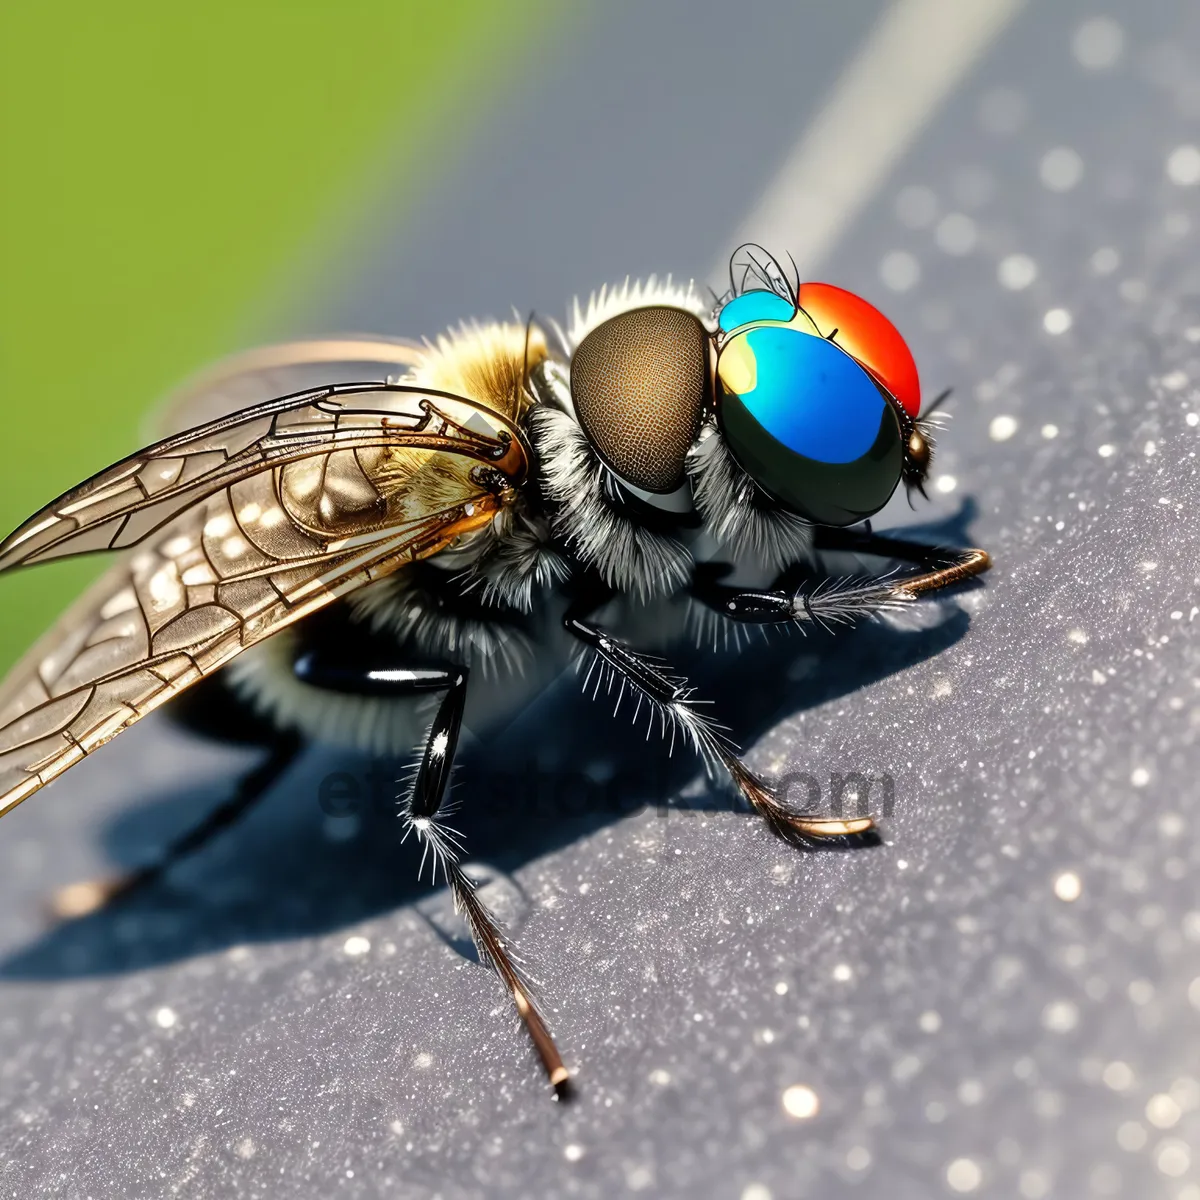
[0,246,989,1094]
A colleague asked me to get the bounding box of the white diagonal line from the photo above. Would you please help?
[721,0,1026,279]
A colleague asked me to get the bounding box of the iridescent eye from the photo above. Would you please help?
[797,282,921,417]
[715,325,903,527]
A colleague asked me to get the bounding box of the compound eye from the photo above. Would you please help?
[570,306,709,494]
[716,326,903,527]
[798,282,921,417]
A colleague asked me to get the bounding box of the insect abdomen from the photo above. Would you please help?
[570,306,710,494]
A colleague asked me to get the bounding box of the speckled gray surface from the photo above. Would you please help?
[3,3,1200,1198]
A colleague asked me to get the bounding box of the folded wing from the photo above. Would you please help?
[0,377,528,815]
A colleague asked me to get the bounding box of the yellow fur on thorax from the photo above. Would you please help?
[413,321,547,420]
[375,321,547,520]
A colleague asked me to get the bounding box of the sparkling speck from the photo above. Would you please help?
[880,250,920,292]
[1019,1167,1051,1199]
[563,1143,584,1163]
[649,1068,671,1086]
[153,1007,177,1030]
[781,1084,820,1120]
[1054,871,1082,901]
[845,1146,871,1172]
[1102,1061,1134,1091]
[1040,147,1084,192]
[1170,1076,1200,1110]
[1041,999,1078,1032]
[343,936,371,957]
[832,963,853,982]
[919,1010,942,1033]
[1116,1121,1147,1151]
[989,415,1018,441]
[998,253,1037,290]
[1043,307,1072,335]
[946,1157,983,1193]
[1155,1139,1190,1177]
[935,212,977,255]
[1120,278,1147,303]
[935,474,957,494]
[1128,979,1155,1005]
[774,981,789,996]
[1159,812,1184,837]
[1072,17,1125,69]
[1166,145,1200,187]
[741,1186,773,1200]
[1146,1093,1181,1129]
[1131,767,1150,787]
[1098,443,1115,457]
[1041,423,1059,438]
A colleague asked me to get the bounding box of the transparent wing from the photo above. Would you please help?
[0,380,528,816]
[148,335,427,437]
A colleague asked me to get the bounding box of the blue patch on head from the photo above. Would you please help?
[715,323,905,526]
[733,326,887,464]
[717,289,796,334]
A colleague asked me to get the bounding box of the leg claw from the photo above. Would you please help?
[786,814,877,839]
[48,875,136,921]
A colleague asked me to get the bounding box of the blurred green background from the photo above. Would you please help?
[0,1,559,675]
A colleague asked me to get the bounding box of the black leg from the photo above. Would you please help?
[49,647,457,920]
[564,596,877,849]
[296,648,570,1096]
[50,727,304,920]
[690,530,990,629]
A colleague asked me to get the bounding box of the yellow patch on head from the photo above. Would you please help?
[717,337,759,396]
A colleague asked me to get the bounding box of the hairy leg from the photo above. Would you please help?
[297,649,570,1096]
[689,529,990,629]
[563,589,876,848]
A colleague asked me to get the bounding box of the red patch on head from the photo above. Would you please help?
[797,282,921,417]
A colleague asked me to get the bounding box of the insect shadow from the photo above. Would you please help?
[0,502,984,983]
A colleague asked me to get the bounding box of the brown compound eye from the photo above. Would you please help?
[570,306,710,494]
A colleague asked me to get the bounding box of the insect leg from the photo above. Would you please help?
[563,605,876,848]
[689,532,990,629]
[293,651,570,1096]
[50,727,304,920]
[810,526,991,598]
